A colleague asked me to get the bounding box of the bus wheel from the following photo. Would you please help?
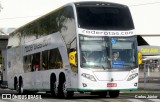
[14,77,18,90]
[58,81,74,98]
[15,82,19,92]
[18,78,23,94]
[109,90,119,98]
[51,81,57,97]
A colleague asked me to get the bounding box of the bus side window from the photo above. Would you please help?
[48,48,63,69]
[32,53,40,71]
[42,50,48,70]
[23,55,32,72]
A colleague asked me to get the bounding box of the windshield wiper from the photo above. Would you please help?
[101,65,106,70]
[93,65,106,70]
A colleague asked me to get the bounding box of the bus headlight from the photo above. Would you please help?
[81,73,96,81]
[127,73,138,81]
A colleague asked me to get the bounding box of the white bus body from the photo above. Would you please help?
[6,2,138,98]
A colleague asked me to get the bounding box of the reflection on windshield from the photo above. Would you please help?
[80,35,110,68]
[79,35,138,69]
[111,37,137,68]
[76,6,134,30]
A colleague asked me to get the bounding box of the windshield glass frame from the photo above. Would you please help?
[79,34,138,70]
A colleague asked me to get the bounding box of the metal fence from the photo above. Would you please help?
[139,62,160,91]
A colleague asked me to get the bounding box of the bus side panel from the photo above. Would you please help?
[7,46,23,89]
[21,33,71,91]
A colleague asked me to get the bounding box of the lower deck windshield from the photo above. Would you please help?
[79,35,138,69]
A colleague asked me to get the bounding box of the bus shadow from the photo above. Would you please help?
[36,93,112,99]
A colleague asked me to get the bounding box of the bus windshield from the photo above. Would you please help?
[76,6,134,30]
[79,35,138,69]
[80,35,110,69]
[111,37,137,69]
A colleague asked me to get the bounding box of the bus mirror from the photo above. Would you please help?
[138,52,142,65]
[69,51,77,66]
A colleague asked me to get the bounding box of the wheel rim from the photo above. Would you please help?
[53,82,58,96]
[19,82,23,94]
[16,83,19,92]
[20,86,23,94]
[63,82,67,98]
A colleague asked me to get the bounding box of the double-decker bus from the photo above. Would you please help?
[6,1,139,98]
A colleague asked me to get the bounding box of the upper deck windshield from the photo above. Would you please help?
[76,5,134,30]
[79,35,138,69]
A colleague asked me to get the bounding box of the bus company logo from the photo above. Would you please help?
[2,94,42,99]
[2,94,11,99]
[25,38,51,53]
[81,29,134,36]
[107,83,117,87]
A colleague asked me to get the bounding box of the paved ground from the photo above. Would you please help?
[138,71,160,91]
[0,70,159,102]
[0,88,159,102]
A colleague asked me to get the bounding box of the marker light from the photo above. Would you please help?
[81,73,96,81]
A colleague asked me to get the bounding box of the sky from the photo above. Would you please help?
[0,0,160,35]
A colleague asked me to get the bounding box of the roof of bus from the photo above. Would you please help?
[74,1,127,7]
[9,1,128,37]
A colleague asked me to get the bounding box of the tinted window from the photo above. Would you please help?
[42,50,48,70]
[32,53,40,71]
[23,48,63,72]
[23,55,32,72]
[23,52,40,72]
[76,6,134,30]
[111,37,138,68]
[49,48,63,69]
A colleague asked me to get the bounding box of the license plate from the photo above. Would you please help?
[107,83,117,87]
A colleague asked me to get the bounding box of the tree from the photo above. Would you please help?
[0,1,3,12]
